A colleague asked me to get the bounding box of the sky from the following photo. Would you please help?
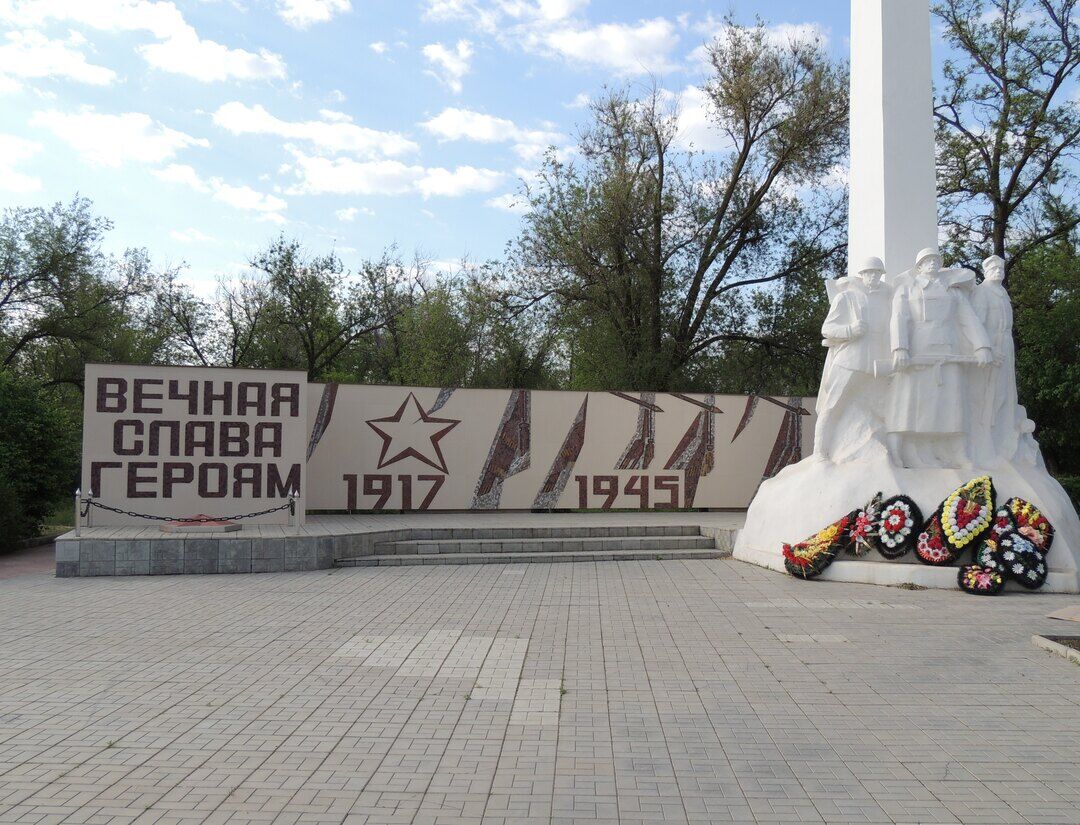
[0,0,853,293]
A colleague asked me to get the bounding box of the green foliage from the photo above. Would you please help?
[1011,240,1079,475]
[934,0,1080,273]
[697,269,832,396]
[0,198,168,389]
[1057,476,1080,510]
[388,287,472,387]
[512,20,848,392]
[0,371,79,547]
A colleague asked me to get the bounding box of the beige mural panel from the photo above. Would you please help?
[81,365,816,519]
[305,384,816,511]
[82,364,309,525]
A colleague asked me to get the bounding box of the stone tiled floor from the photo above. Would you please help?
[1,560,1078,824]
[0,544,55,581]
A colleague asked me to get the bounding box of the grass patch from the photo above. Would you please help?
[41,497,74,533]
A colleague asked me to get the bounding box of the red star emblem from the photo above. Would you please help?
[365,392,460,474]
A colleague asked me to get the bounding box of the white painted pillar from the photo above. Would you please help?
[848,0,939,276]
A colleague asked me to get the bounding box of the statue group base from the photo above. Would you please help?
[734,450,1080,593]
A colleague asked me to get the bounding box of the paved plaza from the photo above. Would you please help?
[1,558,1078,824]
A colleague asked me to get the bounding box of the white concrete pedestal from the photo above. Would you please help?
[733,452,1080,593]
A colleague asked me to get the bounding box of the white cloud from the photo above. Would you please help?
[566,92,590,108]
[541,17,679,75]
[369,40,388,54]
[0,133,42,192]
[212,180,287,214]
[417,165,503,198]
[422,2,678,75]
[30,107,209,167]
[422,40,473,93]
[486,192,528,214]
[336,205,374,221]
[284,149,503,198]
[423,0,585,28]
[153,162,209,191]
[689,20,830,70]
[287,154,423,196]
[317,108,352,123]
[170,227,214,242]
[275,0,350,28]
[664,85,733,152]
[154,163,288,220]
[0,0,287,82]
[768,21,831,47]
[420,107,562,161]
[212,102,418,158]
[0,30,116,89]
[139,32,286,82]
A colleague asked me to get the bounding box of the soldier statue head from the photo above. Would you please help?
[983,255,1006,283]
[914,247,942,277]
[856,256,885,288]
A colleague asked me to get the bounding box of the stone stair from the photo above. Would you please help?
[334,524,729,567]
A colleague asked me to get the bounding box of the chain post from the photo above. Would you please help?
[289,487,300,535]
[74,488,82,537]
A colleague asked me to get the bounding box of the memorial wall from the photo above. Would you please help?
[82,364,309,525]
[82,364,816,522]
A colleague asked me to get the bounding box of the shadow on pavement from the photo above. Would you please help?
[0,542,56,580]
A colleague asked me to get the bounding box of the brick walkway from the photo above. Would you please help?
[0,560,1078,824]
[0,543,57,581]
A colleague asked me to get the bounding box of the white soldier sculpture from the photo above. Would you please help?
[886,248,994,469]
[971,255,1021,466]
[735,0,1080,594]
[814,257,891,461]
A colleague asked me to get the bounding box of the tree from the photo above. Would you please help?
[159,272,271,369]
[510,21,848,391]
[696,267,833,396]
[362,261,562,390]
[1010,237,1079,480]
[0,198,155,379]
[0,370,79,546]
[248,238,404,381]
[934,0,1080,278]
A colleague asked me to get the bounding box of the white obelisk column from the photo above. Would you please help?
[848,0,939,275]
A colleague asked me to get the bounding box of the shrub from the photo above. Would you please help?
[1058,475,1080,512]
[0,371,79,548]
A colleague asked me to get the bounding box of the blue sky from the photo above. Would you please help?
[0,0,852,293]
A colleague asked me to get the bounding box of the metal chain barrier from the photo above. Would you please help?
[83,499,294,523]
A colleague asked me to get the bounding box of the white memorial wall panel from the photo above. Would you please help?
[82,364,309,524]
[80,363,817,521]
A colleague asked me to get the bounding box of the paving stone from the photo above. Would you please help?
[3,554,1078,824]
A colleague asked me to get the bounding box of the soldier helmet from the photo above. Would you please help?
[915,247,941,268]
[857,256,886,274]
[982,254,1005,271]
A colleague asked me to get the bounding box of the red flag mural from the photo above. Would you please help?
[533,396,588,509]
[472,389,531,509]
[663,395,718,508]
[615,392,658,470]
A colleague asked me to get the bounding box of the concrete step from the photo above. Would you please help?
[372,534,715,556]
[335,548,725,567]
[371,524,702,544]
